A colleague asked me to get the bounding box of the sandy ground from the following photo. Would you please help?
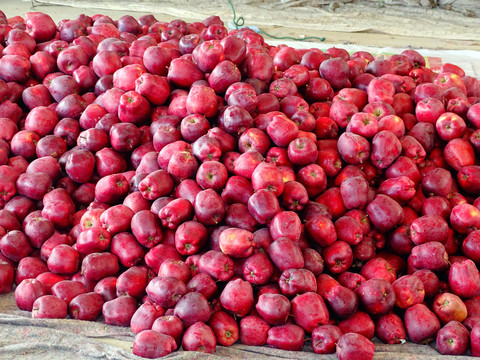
[2,0,480,50]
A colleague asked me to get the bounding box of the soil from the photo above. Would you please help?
[30,0,480,50]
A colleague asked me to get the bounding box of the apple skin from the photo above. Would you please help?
[367,77,395,105]
[4,14,480,359]
[248,189,280,225]
[186,84,218,118]
[433,292,467,324]
[268,237,304,272]
[57,45,89,75]
[219,227,254,259]
[48,75,80,103]
[415,97,444,125]
[59,19,87,43]
[0,230,32,263]
[450,203,480,234]
[193,40,225,73]
[273,46,300,71]
[267,324,305,351]
[336,333,375,360]
[0,55,31,83]
[291,292,329,332]
[300,50,326,70]
[409,215,449,245]
[24,106,58,137]
[56,94,87,120]
[471,323,480,356]
[375,313,406,344]
[449,259,480,299]
[30,51,56,82]
[221,175,254,205]
[207,310,239,347]
[312,325,342,354]
[366,194,404,233]
[346,112,378,138]
[355,278,395,316]
[457,165,480,195]
[323,240,353,274]
[337,132,370,165]
[392,275,425,309]
[219,278,253,318]
[65,149,95,184]
[142,46,171,76]
[370,130,402,169]
[251,161,284,197]
[41,189,76,229]
[436,112,466,141]
[221,105,254,136]
[340,176,369,210]
[242,252,273,285]
[436,321,469,355]
[194,189,226,226]
[14,279,48,312]
[408,239,449,271]
[367,58,396,77]
[133,330,177,358]
[244,52,274,84]
[255,293,290,325]
[95,173,130,205]
[0,260,15,294]
[25,12,56,43]
[182,322,216,354]
[404,303,440,344]
[320,57,349,90]
[92,51,122,78]
[167,57,204,88]
[422,168,453,197]
[118,91,151,125]
[329,99,358,128]
[220,35,246,65]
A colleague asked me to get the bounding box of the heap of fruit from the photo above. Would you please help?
[1,8,480,360]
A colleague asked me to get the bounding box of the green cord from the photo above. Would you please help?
[258,32,326,42]
[227,0,325,42]
[229,0,245,28]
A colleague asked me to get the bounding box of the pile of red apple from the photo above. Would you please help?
[1,8,480,360]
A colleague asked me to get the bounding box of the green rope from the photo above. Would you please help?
[227,0,325,42]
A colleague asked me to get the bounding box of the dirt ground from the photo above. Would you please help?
[3,0,480,50]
